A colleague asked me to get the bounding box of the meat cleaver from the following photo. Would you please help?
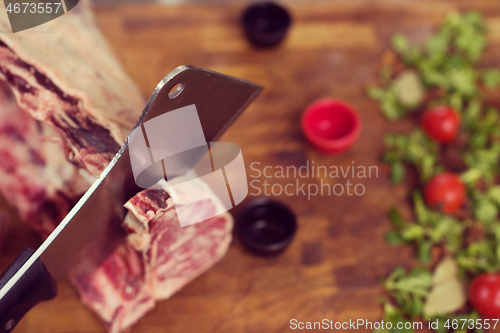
[0,65,262,332]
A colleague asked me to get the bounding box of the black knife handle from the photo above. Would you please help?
[0,248,57,332]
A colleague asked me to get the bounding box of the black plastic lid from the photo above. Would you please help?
[237,198,297,255]
[241,2,292,47]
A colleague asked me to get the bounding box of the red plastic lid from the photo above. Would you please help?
[301,98,362,154]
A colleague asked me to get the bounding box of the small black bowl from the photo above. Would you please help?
[237,198,297,255]
[241,2,292,47]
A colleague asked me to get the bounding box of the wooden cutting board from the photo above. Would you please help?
[3,0,500,332]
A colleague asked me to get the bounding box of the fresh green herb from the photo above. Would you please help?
[376,301,414,333]
[383,131,439,183]
[386,194,465,258]
[384,267,433,319]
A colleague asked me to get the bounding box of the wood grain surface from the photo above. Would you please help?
[3,0,500,332]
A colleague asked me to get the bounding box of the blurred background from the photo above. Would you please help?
[3,0,500,332]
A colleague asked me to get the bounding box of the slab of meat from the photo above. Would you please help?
[71,182,232,332]
[0,2,233,332]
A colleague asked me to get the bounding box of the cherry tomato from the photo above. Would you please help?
[424,172,466,213]
[469,273,500,318]
[421,106,461,144]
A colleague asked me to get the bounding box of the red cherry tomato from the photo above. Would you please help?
[421,106,461,144]
[469,273,500,318]
[424,172,466,213]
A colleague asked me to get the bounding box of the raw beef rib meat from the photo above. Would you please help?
[71,181,232,332]
[0,2,233,332]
